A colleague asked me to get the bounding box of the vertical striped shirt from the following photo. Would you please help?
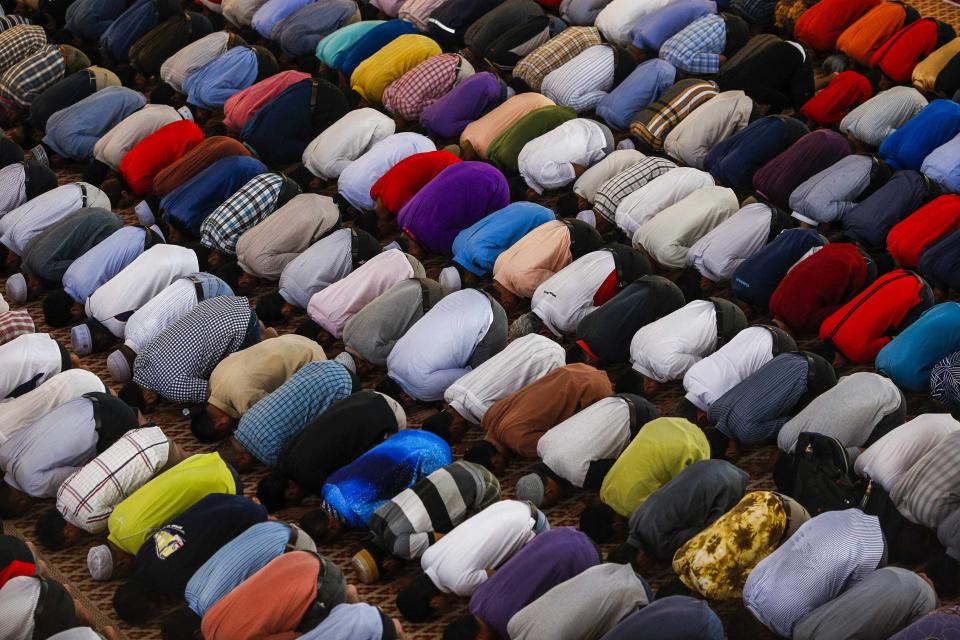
[515,27,603,92]
[593,156,676,223]
[891,429,960,529]
[541,44,615,114]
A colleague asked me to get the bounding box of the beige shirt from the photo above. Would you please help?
[493,220,572,298]
[207,334,326,418]
[460,92,555,159]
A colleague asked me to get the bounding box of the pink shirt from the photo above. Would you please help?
[223,70,311,131]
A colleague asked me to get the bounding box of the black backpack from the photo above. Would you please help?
[788,432,870,516]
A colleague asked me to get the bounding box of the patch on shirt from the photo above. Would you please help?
[154,525,186,560]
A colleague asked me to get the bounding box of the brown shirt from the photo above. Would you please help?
[152,136,251,197]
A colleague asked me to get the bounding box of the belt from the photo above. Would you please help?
[617,393,640,438]
[419,279,431,315]
[350,229,360,267]
[83,391,103,435]
[603,247,624,290]
[188,274,204,301]
[804,352,816,386]
[79,182,88,207]
[713,300,728,347]
[87,69,97,92]
[33,577,48,621]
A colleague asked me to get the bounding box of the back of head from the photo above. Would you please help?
[118,382,146,412]
[578,501,616,544]
[35,508,68,550]
[114,580,153,624]
[463,441,497,471]
[299,508,331,544]
[42,289,75,328]
[255,294,285,326]
[396,573,441,623]
[256,473,289,513]
[161,606,203,640]
[444,615,481,640]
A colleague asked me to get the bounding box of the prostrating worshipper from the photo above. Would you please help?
[880,99,960,171]
[0,333,76,399]
[352,461,500,583]
[659,13,748,77]
[350,34,441,105]
[336,19,417,79]
[730,228,826,309]
[274,0,360,59]
[65,0,126,39]
[216,359,355,472]
[0,308,34,346]
[182,45,278,112]
[341,277,444,370]
[751,128,851,210]
[459,91,555,161]
[6,206,121,304]
[682,324,797,416]
[0,44,90,113]
[127,11,214,80]
[872,18,955,84]
[628,297,747,396]
[461,0,550,72]
[515,394,660,507]
[249,0,313,40]
[200,551,350,640]
[485,105,576,176]
[708,351,836,448]
[0,159,57,220]
[836,1,913,67]
[570,148,645,210]
[396,162,509,256]
[157,155,267,239]
[839,86,928,149]
[395,499,546,622]
[295,602,404,640]
[630,79,719,152]
[0,392,138,517]
[776,371,906,455]
[86,451,241,582]
[421,0,501,49]
[672,490,808,600]
[512,27,603,93]
[627,0,717,59]
[302,107,395,181]
[792,0,878,52]
[594,0,672,46]
[97,0,180,65]
[90,103,185,174]
[592,155,678,229]
[892,606,960,639]
[506,563,651,640]
[338,132,435,212]
[40,86,146,162]
[70,244,200,355]
[571,275,686,366]
[255,390,405,512]
[222,70,310,133]
[0,25,47,76]
[769,243,881,335]
[799,70,872,127]
[120,295,263,409]
[913,35,960,96]
[578,417,710,544]
[877,302,960,392]
[539,43,633,115]
[741,509,886,637]
[513,245,652,338]
[613,166,710,237]
[519,120,613,197]
[370,149,462,226]
[151,136,252,198]
[0,369,105,443]
[235,193,341,283]
[718,34,814,113]
[919,228,960,299]
[114,119,204,196]
[314,20,383,72]
[0,574,96,640]
[842,170,931,250]
[602,596,724,640]
[444,528,600,640]
[704,115,808,193]
[26,66,122,139]
[664,90,754,171]
[789,154,883,227]
[633,185,739,269]
[239,78,350,167]
[422,334,565,442]
[610,459,747,570]
[922,132,960,194]
[887,194,960,269]
[199,172,300,259]
[0,534,39,587]
[382,53,473,124]
[111,493,267,624]
[36,425,185,550]
[191,333,326,442]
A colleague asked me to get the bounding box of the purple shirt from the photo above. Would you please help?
[630,0,717,51]
[420,72,505,140]
[469,528,600,638]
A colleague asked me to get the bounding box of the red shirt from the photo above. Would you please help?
[871,18,941,83]
[794,0,880,52]
[800,71,872,126]
[369,150,461,214]
[119,119,204,196]
[887,194,960,268]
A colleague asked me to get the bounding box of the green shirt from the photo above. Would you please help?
[486,106,576,174]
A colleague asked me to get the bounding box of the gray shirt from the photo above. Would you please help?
[278,228,353,308]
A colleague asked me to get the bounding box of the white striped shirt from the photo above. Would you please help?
[541,44,615,114]
[839,86,927,148]
[0,162,25,219]
[160,31,233,93]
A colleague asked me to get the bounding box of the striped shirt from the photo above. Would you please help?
[0,44,64,108]
[743,510,886,637]
[541,44,615,114]
[839,86,927,148]
[660,13,725,75]
[0,162,26,218]
[630,79,718,151]
[0,25,46,74]
[0,309,33,346]
[593,156,676,223]
[891,429,960,529]
[0,15,32,33]
[201,172,286,254]
[514,27,603,92]
[55,426,170,533]
[369,461,500,559]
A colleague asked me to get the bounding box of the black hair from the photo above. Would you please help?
[607,541,639,565]
[150,83,178,106]
[99,178,124,208]
[299,508,332,544]
[821,53,850,75]
[90,324,117,353]
[655,575,694,599]
[256,292,285,327]
[808,340,837,363]
[463,441,497,471]
[396,573,442,623]
[212,262,242,293]
[421,411,453,441]
[190,410,221,443]
[565,344,588,364]
[287,165,316,193]
[113,64,137,88]
[191,244,214,269]
[507,175,528,203]
[118,382,147,412]
[294,318,323,340]
[237,28,261,45]
[35,508,68,550]
[869,251,896,277]
[675,267,705,302]
[555,192,580,218]
[201,120,228,137]
[256,473,289,513]
[355,209,379,237]
[42,289,75,328]
[114,581,154,625]
[705,429,730,460]
[374,376,403,399]
[443,615,481,640]
[161,606,202,640]
[925,554,960,597]
[82,158,111,187]
[578,502,617,544]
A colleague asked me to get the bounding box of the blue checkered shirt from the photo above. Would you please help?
[234,360,353,467]
[0,44,63,108]
[200,173,284,254]
[659,14,726,75]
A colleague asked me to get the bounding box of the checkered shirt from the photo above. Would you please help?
[630,79,718,150]
[55,426,169,533]
[234,360,354,466]
[514,27,603,92]
[201,173,284,254]
[0,25,46,74]
[0,15,32,33]
[0,309,34,346]
[659,14,726,75]
[0,161,26,218]
[593,156,677,222]
[133,296,254,404]
[0,44,63,109]
[382,53,460,122]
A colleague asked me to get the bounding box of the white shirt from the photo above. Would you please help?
[92,104,182,170]
[683,326,775,412]
[633,185,739,269]
[541,44,615,114]
[279,228,353,308]
[595,0,674,46]
[631,299,717,382]
[86,244,199,337]
[687,201,774,282]
[538,396,633,487]
[444,333,565,424]
[421,499,536,596]
[573,149,644,204]
[0,182,110,255]
[160,31,233,93]
[303,108,396,179]
[0,577,39,640]
[222,0,268,26]
[854,414,960,492]
[0,369,104,444]
[337,132,435,211]
[518,118,610,194]
[664,90,753,169]
[123,277,200,353]
[0,333,63,399]
[531,250,615,336]
[387,289,494,402]
[614,167,712,237]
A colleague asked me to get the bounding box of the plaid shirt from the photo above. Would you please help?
[382,53,460,122]
[201,173,284,254]
[593,156,676,222]
[0,309,34,346]
[234,360,353,466]
[133,296,254,404]
[0,25,46,74]
[660,14,726,75]
[514,27,603,92]
[55,426,169,533]
[630,79,718,150]
[0,44,63,109]
[0,15,32,33]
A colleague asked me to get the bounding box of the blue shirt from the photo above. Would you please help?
[183,46,259,111]
[337,19,417,77]
[452,202,555,276]
[43,86,146,160]
[731,228,825,307]
[876,303,960,392]
[62,226,149,303]
[880,99,960,171]
[65,0,126,39]
[597,58,676,131]
[315,20,383,70]
[234,360,354,466]
[98,0,162,63]
[251,0,314,40]
[631,0,717,51]
[659,13,726,75]
[195,271,235,300]
[184,520,291,615]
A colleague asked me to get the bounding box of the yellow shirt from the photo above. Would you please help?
[350,34,441,104]
[913,37,960,94]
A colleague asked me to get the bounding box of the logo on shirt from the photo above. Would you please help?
[153,525,186,560]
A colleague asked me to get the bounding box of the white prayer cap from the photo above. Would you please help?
[134,201,155,226]
[576,210,597,227]
[382,241,402,252]
[5,272,27,304]
[334,351,356,375]
[71,324,92,355]
[87,545,113,580]
[107,349,133,382]
[516,473,545,506]
[439,266,461,294]
[617,139,636,151]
